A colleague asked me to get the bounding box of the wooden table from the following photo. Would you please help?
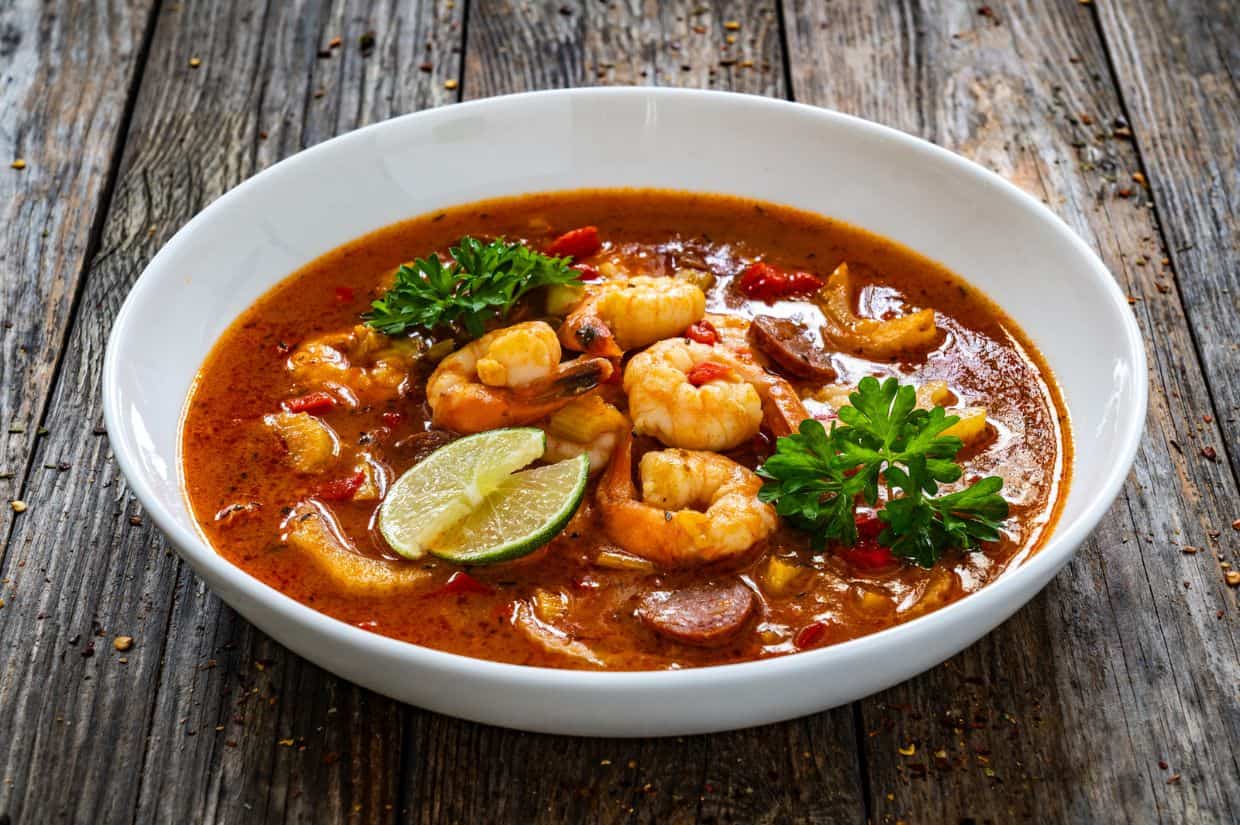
[1,1,1236,822]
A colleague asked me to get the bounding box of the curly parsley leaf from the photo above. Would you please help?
[363,236,580,338]
[756,376,1009,567]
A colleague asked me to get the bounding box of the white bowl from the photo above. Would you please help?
[104,88,1145,737]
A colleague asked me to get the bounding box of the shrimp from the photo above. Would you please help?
[559,276,706,357]
[596,432,777,567]
[288,324,423,405]
[623,339,809,450]
[427,321,613,433]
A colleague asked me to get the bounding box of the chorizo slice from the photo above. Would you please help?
[748,316,837,382]
[637,580,758,647]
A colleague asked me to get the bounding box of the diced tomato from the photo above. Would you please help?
[684,320,720,346]
[737,262,823,302]
[435,571,493,596]
[571,262,602,281]
[334,286,355,303]
[380,410,406,427]
[794,621,828,650]
[281,391,336,414]
[686,361,731,386]
[547,226,602,259]
[840,544,898,570]
[854,513,884,542]
[839,514,899,569]
[315,470,365,501]
[784,271,824,293]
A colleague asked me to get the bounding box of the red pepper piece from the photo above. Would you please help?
[783,271,824,293]
[737,262,788,302]
[794,621,828,650]
[281,391,337,414]
[839,514,899,569]
[435,571,493,596]
[737,262,822,302]
[686,361,732,386]
[840,544,898,570]
[380,410,405,427]
[334,286,355,303]
[684,319,720,345]
[571,262,602,281]
[315,470,365,501]
[547,226,602,259]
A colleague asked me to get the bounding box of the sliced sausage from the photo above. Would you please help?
[748,315,837,382]
[637,580,758,647]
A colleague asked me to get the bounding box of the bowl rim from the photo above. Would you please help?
[103,86,1147,690]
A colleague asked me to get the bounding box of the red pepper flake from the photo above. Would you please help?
[571,262,602,281]
[1158,760,1169,770]
[547,226,601,259]
[380,410,405,427]
[736,262,822,302]
[334,286,355,303]
[686,361,731,386]
[1166,773,1182,785]
[684,320,720,345]
[1201,445,1218,461]
[281,391,336,414]
[794,621,828,650]
[315,470,365,501]
[434,571,493,596]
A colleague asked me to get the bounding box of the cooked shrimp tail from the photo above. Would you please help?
[559,311,623,358]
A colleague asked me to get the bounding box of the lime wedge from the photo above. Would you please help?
[378,428,546,560]
[428,453,589,564]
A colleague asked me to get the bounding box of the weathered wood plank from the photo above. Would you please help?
[0,1,157,544]
[394,4,863,825]
[0,2,462,824]
[1093,0,1240,481]
[784,0,1240,822]
[463,0,785,97]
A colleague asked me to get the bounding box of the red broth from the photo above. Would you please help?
[182,190,1071,670]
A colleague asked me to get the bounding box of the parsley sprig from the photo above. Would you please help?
[364,236,581,338]
[756,376,1009,567]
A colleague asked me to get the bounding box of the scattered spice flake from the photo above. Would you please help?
[1225,571,1240,587]
[419,61,433,72]
[600,759,612,765]
[898,743,916,756]
[1201,445,1218,461]
[113,635,134,652]
[1132,171,1148,186]
[10,159,26,170]
[188,57,202,69]
[725,34,737,44]
[723,20,740,30]
[978,5,999,23]
[329,36,342,49]
[1232,518,1240,531]
[1182,546,1199,555]
[1166,773,1182,785]
[444,79,459,90]
[278,738,295,747]
[10,500,27,513]
[359,31,376,55]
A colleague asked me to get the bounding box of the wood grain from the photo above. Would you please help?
[0,2,461,824]
[784,1,1240,822]
[1093,1,1240,482]
[0,1,157,548]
